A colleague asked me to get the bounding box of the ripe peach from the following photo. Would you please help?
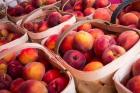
[7,60,24,79]
[24,4,35,14]
[88,28,104,40]
[94,0,109,8]
[83,61,103,71]
[77,23,92,32]
[73,31,94,52]
[130,11,140,18]
[119,13,139,26]
[73,0,83,11]
[94,35,116,57]
[10,78,24,93]
[43,69,61,84]
[126,75,140,93]
[84,0,96,8]
[93,8,111,21]
[84,7,95,16]
[46,0,57,4]
[63,50,86,69]
[23,62,45,80]
[102,45,126,65]
[60,31,76,54]
[83,51,94,62]
[132,58,140,76]
[44,35,58,51]
[117,31,139,50]
[2,52,16,63]
[48,12,62,27]
[0,90,11,93]
[48,76,68,93]
[38,21,48,32]
[18,80,48,93]
[18,48,38,64]
[60,15,72,23]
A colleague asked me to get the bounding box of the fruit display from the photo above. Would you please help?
[61,0,112,20]
[0,22,28,52]
[111,0,140,29]
[7,0,60,22]
[43,20,139,71]
[21,6,76,41]
[0,43,75,93]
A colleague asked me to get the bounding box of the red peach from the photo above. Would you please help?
[117,31,139,50]
[94,35,116,57]
[119,13,139,26]
[126,75,140,93]
[18,80,48,93]
[18,48,38,64]
[10,78,24,93]
[60,31,76,54]
[102,45,126,65]
[130,11,140,18]
[38,21,48,32]
[93,8,111,21]
[94,0,109,8]
[77,23,92,32]
[73,0,83,11]
[84,7,95,16]
[73,31,94,52]
[23,62,45,80]
[46,0,57,4]
[48,76,68,93]
[44,35,58,51]
[43,69,61,84]
[88,28,104,40]
[132,58,140,76]
[84,0,96,8]
[83,51,94,62]
[25,4,35,14]
[83,61,103,71]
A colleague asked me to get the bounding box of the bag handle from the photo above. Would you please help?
[110,0,139,24]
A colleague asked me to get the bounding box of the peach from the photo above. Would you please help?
[48,12,62,27]
[60,31,76,54]
[18,80,48,93]
[18,48,38,64]
[77,23,92,32]
[88,28,104,39]
[84,7,95,16]
[94,35,116,57]
[0,60,7,74]
[7,60,24,79]
[83,61,103,71]
[93,8,111,21]
[43,69,61,84]
[24,4,35,14]
[117,31,139,50]
[60,15,72,23]
[38,21,48,32]
[23,62,45,80]
[48,76,68,93]
[119,13,139,26]
[73,31,94,52]
[2,52,16,63]
[0,90,11,93]
[84,0,96,8]
[130,11,140,18]
[0,74,12,90]
[94,0,109,8]
[126,75,140,93]
[44,35,58,51]
[10,78,24,93]
[132,58,140,76]
[83,51,94,62]
[102,45,126,65]
[63,50,86,69]
[73,0,83,11]
[24,22,34,31]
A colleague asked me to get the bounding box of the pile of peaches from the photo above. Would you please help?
[24,11,72,33]
[61,0,112,19]
[116,1,140,29]
[7,0,59,17]
[0,48,69,93]
[44,23,139,71]
[0,28,22,46]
